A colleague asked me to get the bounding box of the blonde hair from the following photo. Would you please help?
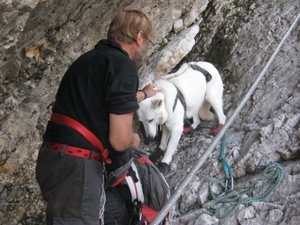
[107,10,152,44]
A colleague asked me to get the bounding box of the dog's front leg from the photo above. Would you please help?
[160,126,183,165]
[149,125,170,164]
[157,127,182,174]
[159,125,170,151]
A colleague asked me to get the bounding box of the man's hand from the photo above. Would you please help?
[142,84,158,98]
[132,133,140,149]
[136,84,159,102]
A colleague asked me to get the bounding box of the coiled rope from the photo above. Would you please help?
[186,162,283,224]
[207,163,283,219]
[150,13,300,225]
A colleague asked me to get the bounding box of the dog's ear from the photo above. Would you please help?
[151,99,163,109]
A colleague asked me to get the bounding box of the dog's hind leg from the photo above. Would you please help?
[206,93,226,135]
[199,99,214,121]
[184,105,203,133]
[191,114,201,130]
[208,98,226,125]
[183,113,201,133]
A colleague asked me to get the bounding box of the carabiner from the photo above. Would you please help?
[225,177,234,191]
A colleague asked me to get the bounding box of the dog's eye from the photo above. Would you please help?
[148,119,153,123]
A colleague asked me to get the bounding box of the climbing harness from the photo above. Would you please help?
[172,85,187,112]
[164,64,190,80]
[164,63,211,81]
[190,64,212,82]
[150,13,300,225]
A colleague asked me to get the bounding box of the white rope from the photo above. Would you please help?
[150,12,300,225]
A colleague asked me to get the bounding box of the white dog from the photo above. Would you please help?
[137,61,226,173]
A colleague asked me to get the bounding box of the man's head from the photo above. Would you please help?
[107,10,152,65]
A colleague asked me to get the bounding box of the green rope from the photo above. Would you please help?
[184,123,281,222]
[192,163,283,224]
[187,163,283,224]
[185,121,233,187]
[219,134,233,188]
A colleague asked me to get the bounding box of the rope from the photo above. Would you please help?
[185,120,233,188]
[150,13,300,225]
[208,162,283,219]
[218,134,233,190]
[186,163,283,224]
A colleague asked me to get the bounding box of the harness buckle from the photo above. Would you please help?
[89,150,95,160]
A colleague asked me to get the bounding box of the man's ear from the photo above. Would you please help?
[136,31,144,46]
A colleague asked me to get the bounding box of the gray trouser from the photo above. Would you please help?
[36,147,105,225]
[104,187,131,225]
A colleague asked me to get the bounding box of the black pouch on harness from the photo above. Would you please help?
[105,149,170,224]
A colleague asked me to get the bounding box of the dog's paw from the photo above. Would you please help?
[149,148,164,163]
[157,162,169,175]
[211,124,224,136]
[183,126,194,133]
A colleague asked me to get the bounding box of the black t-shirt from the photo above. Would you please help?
[43,40,139,154]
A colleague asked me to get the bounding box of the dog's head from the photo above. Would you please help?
[137,92,168,140]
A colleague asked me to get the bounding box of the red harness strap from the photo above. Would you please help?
[137,157,153,164]
[42,142,103,161]
[50,113,112,164]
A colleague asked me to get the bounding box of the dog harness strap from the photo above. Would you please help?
[50,113,112,164]
[190,64,212,82]
[172,93,178,112]
[172,86,187,112]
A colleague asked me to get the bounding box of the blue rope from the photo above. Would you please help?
[218,134,233,190]
[184,118,233,188]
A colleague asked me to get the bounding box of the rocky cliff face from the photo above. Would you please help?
[0,0,299,224]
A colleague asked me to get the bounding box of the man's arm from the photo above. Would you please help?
[109,112,140,151]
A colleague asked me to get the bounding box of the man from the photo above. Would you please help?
[36,10,156,225]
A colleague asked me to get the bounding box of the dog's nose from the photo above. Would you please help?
[145,135,156,142]
[143,135,155,144]
[144,138,150,145]
[147,136,156,141]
